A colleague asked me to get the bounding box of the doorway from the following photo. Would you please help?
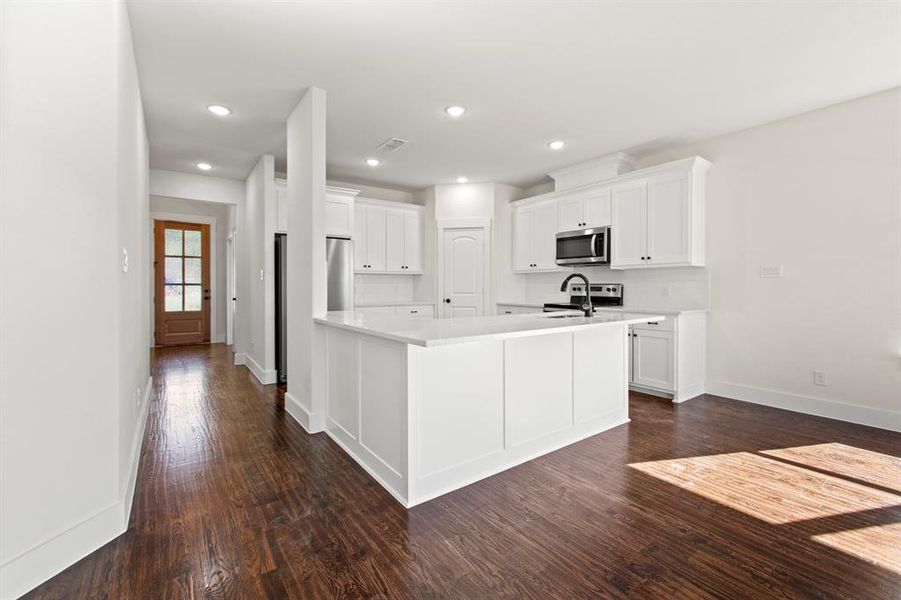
[154,220,211,346]
[440,228,487,318]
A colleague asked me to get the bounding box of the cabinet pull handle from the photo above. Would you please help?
[647,321,659,325]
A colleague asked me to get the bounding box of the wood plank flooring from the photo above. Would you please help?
[24,344,901,598]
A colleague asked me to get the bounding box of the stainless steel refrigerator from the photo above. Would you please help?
[275,234,353,384]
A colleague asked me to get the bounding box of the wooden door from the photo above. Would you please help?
[154,220,211,346]
[442,228,484,319]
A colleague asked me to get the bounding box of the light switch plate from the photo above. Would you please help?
[122,248,129,272]
[760,265,783,278]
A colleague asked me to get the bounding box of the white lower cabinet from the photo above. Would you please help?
[627,312,706,403]
[357,304,434,318]
[497,304,544,315]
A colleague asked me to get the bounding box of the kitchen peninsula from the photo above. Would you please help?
[314,310,663,507]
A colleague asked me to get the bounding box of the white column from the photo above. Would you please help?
[285,87,328,431]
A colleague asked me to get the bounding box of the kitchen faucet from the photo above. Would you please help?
[560,273,593,317]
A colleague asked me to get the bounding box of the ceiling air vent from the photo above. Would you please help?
[376,137,408,153]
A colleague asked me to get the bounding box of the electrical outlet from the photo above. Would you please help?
[662,286,673,298]
[813,370,828,386]
[260,269,264,281]
[135,386,141,406]
[760,265,783,278]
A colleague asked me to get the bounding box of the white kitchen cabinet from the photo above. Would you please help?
[274,180,358,236]
[610,157,709,269]
[355,198,423,274]
[497,304,544,315]
[627,312,706,403]
[512,199,566,273]
[557,187,611,232]
[357,306,397,317]
[356,304,435,318]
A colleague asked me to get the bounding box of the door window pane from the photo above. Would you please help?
[165,257,183,284]
[165,229,183,255]
[184,285,202,311]
[185,258,202,284]
[165,285,183,312]
[184,230,202,257]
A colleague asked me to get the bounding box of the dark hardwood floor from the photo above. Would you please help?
[25,344,900,599]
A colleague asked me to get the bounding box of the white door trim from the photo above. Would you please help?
[436,223,492,318]
[149,211,219,345]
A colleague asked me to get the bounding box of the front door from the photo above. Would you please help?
[442,228,485,319]
[154,220,211,346]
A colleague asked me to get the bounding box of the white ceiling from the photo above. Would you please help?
[127,1,901,190]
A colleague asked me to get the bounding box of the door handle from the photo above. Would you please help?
[444,298,451,303]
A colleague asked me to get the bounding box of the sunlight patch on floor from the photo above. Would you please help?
[760,443,901,493]
[812,523,901,575]
[629,451,901,524]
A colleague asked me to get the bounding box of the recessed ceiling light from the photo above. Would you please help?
[445,105,466,118]
[207,104,231,116]
[456,176,469,184]
[195,162,212,171]
[548,140,565,150]
[365,158,381,167]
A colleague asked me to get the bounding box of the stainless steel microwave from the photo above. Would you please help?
[556,227,610,265]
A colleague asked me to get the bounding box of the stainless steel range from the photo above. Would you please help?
[544,283,623,312]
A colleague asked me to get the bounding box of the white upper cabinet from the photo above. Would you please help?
[355,198,423,274]
[610,156,709,269]
[274,180,358,237]
[512,199,566,272]
[557,187,611,232]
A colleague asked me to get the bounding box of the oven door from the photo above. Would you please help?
[556,227,609,265]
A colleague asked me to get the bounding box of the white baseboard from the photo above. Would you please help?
[0,376,154,600]
[706,380,901,432]
[123,376,153,520]
[243,353,277,385]
[284,392,324,433]
[212,334,226,344]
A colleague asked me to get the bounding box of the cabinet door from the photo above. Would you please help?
[358,306,397,317]
[405,305,434,318]
[610,180,647,268]
[497,304,520,315]
[632,330,675,391]
[324,195,353,238]
[532,201,559,269]
[364,207,387,272]
[647,171,689,265]
[512,206,534,271]
[384,209,405,273]
[583,187,611,228]
[557,196,584,232]
[353,204,367,271]
[275,184,288,232]
[403,211,423,273]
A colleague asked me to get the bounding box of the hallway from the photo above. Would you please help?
[25,344,901,598]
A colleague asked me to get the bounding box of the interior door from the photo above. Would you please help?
[610,180,647,267]
[646,172,689,265]
[154,220,211,346]
[442,228,484,319]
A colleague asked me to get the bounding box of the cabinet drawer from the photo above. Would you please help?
[632,316,675,332]
[404,305,434,318]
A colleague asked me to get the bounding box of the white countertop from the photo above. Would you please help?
[316,310,665,347]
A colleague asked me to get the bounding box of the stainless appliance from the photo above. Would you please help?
[326,236,354,311]
[555,226,610,266]
[544,282,623,312]
[274,235,354,384]
[275,233,288,383]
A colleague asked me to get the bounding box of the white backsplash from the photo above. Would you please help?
[523,267,709,309]
[355,274,416,305]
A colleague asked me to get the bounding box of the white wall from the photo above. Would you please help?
[150,168,245,205]
[285,87,329,432]
[241,155,276,382]
[0,2,151,597]
[629,88,901,429]
[150,196,231,342]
